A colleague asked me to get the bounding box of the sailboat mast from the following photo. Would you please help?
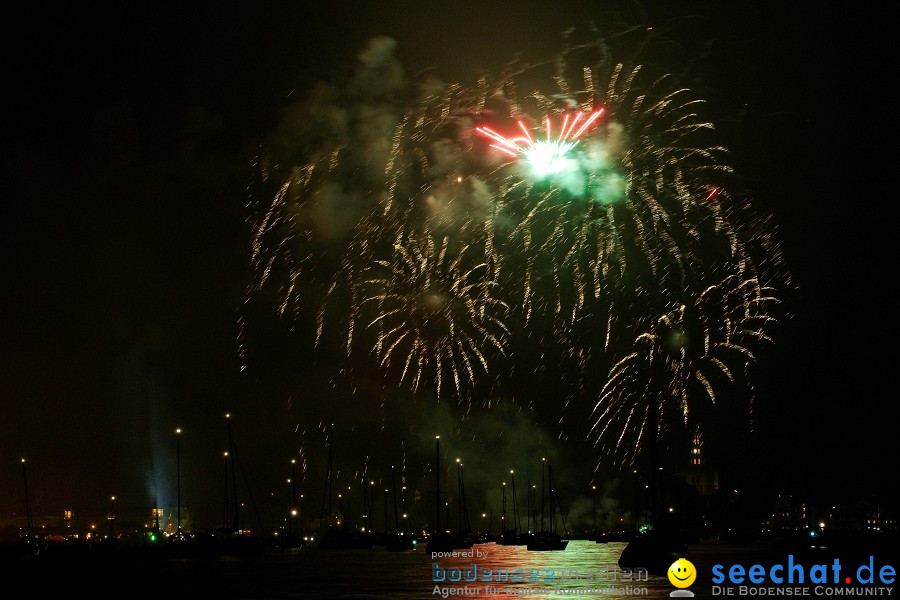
[548,463,554,535]
[540,458,546,533]
[21,459,35,539]
[391,465,400,536]
[510,471,520,534]
[435,436,441,534]
[223,452,229,530]
[226,414,240,532]
[319,424,334,533]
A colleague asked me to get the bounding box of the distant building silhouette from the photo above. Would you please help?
[681,427,718,496]
[762,496,897,534]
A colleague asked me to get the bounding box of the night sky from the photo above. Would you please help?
[3,2,893,529]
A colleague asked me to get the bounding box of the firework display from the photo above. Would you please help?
[246,30,786,465]
[475,108,605,177]
[360,233,509,398]
[591,274,779,465]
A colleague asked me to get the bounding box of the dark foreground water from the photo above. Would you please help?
[3,540,898,599]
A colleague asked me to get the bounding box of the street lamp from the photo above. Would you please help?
[286,478,294,537]
[223,452,229,531]
[290,459,297,513]
[541,458,546,533]
[175,428,183,534]
[108,496,117,538]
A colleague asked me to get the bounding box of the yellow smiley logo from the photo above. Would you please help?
[668,558,696,588]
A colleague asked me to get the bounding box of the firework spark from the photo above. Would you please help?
[589,274,779,465]
[476,59,774,331]
[476,109,605,177]
[243,31,787,447]
[360,233,509,400]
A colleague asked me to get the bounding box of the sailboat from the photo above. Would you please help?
[527,462,568,551]
[496,470,527,545]
[317,425,373,550]
[386,465,414,551]
[219,414,262,554]
[425,436,473,554]
[16,459,43,558]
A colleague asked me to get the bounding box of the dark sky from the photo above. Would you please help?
[2,2,893,528]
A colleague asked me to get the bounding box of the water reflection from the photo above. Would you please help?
[429,541,669,599]
[8,539,676,599]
